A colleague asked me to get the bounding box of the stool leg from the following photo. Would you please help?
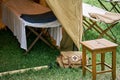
[101,53,105,71]
[112,50,116,80]
[92,53,96,80]
[82,46,86,76]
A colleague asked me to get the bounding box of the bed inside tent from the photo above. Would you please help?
[0,0,83,51]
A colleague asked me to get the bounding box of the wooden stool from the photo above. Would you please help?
[81,38,118,80]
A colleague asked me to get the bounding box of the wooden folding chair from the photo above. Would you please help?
[26,27,55,53]
[83,17,118,41]
[83,3,119,42]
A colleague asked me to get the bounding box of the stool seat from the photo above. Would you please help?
[81,38,118,80]
[81,38,117,50]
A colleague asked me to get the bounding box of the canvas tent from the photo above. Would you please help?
[46,0,83,50]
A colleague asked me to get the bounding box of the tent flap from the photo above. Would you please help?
[46,0,83,50]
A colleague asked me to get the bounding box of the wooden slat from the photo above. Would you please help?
[0,66,48,76]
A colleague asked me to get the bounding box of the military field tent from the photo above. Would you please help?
[46,0,83,50]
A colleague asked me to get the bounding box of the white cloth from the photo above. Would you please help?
[2,0,62,50]
[83,3,107,21]
[83,3,120,23]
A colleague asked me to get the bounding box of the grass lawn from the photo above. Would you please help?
[0,1,120,80]
[0,29,60,72]
[1,25,120,80]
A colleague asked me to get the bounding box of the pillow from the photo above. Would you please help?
[20,11,57,23]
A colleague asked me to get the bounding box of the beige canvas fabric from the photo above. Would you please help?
[60,28,74,51]
[89,12,120,24]
[56,51,83,68]
[105,12,120,21]
[56,51,89,68]
[46,0,83,50]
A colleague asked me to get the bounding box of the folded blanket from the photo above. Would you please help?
[105,12,120,21]
[89,12,120,24]
[20,11,57,23]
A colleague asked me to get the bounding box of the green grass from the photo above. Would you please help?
[0,29,60,72]
[0,1,120,80]
[0,68,83,80]
[1,24,120,80]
